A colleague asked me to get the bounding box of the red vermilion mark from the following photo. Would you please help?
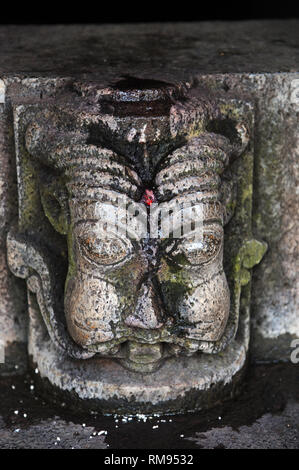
[142,189,155,206]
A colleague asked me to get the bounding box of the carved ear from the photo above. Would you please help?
[6,227,94,360]
[38,170,70,235]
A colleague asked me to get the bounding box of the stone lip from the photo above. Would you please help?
[28,313,248,414]
[0,21,298,83]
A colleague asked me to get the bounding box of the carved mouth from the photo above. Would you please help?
[120,341,164,373]
[85,339,168,372]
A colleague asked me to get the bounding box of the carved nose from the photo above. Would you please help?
[125,282,164,330]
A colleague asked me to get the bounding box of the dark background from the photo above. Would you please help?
[1,1,299,24]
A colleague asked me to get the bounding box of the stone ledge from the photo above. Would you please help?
[0,21,298,82]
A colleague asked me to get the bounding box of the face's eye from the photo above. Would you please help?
[79,235,131,266]
[179,231,222,265]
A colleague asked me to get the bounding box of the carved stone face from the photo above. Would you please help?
[8,80,267,374]
[65,205,229,344]
[64,170,230,370]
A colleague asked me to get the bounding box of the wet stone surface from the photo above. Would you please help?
[0,363,297,449]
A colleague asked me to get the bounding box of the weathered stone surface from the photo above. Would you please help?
[28,308,248,414]
[0,21,298,80]
[192,73,299,361]
[3,68,264,413]
[0,89,27,374]
[0,22,297,397]
[0,78,71,374]
[186,402,299,449]
[0,416,108,449]
[249,75,299,361]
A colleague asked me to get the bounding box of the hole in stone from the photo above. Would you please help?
[112,76,173,91]
[206,118,239,144]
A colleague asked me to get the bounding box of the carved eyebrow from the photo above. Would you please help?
[180,221,223,238]
[172,219,223,231]
[154,133,231,203]
[73,220,138,241]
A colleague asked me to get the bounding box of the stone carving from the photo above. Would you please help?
[6,78,266,411]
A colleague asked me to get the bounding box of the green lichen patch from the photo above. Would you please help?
[240,239,268,270]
